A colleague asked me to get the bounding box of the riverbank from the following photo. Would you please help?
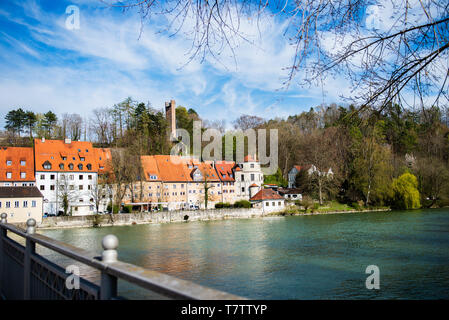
[36,206,392,230]
[37,208,268,229]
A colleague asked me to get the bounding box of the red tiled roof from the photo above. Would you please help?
[214,161,236,182]
[140,155,221,182]
[34,139,99,173]
[249,188,283,201]
[249,183,259,187]
[0,147,35,182]
[244,154,257,162]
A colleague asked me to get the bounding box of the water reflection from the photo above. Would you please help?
[38,209,449,299]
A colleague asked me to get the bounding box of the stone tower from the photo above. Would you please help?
[165,100,176,139]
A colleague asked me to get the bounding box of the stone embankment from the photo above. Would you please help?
[37,208,271,229]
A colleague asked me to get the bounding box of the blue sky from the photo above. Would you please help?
[0,0,354,129]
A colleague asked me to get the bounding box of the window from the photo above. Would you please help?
[80,157,85,161]
[69,185,74,190]
[266,202,269,206]
[88,175,92,180]
[14,201,19,208]
[50,174,55,180]
[23,201,28,208]
[251,174,255,181]
[79,185,83,190]
[278,201,281,206]
[69,163,74,170]
[272,202,275,206]
[6,201,11,208]
[173,184,176,189]
[69,175,74,180]
[40,185,45,191]
[43,161,51,170]
[250,164,254,168]
[6,172,12,179]
[88,185,92,190]
[62,156,67,161]
[87,164,92,170]
[79,198,84,202]
[40,174,45,180]
[60,185,65,190]
[78,164,83,170]
[59,163,64,170]
[6,160,12,166]
[50,185,55,191]
[242,187,245,192]
[241,175,244,181]
[79,175,83,180]
[32,200,36,207]
[20,160,26,166]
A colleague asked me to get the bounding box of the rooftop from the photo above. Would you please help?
[249,188,284,201]
[0,186,43,198]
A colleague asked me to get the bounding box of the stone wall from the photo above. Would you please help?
[37,208,272,229]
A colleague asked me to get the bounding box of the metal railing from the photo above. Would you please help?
[0,213,245,300]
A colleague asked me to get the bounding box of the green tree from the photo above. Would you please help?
[5,108,26,137]
[390,172,421,210]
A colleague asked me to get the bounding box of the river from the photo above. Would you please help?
[39,208,449,299]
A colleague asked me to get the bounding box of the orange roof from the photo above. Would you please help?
[153,155,190,182]
[0,147,35,182]
[249,183,259,187]
[249,188,284,201]
[141,155,160,181]
[214,161,236,182]
[140,155,220,182]
[34,139,99,173]
[244,154,258,162]
[95,148,112,174]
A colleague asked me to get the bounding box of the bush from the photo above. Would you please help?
[233,200,251,208]
[107,204,120,214]
[215,202,232,209]
[312,203,320,212]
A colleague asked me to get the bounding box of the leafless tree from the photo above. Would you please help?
[233,114,265,130]
[106,0,449,111]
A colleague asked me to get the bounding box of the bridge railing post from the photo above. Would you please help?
[0,213,7,296]
[24,218,36,299]
[100,234,118,300]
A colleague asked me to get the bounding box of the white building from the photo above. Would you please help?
[249,188,285,213]
[34,138,111,216]
[234,155,264,200]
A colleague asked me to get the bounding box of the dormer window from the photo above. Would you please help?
[6,160,12,166]
[80,157,85,161]
[62,157,67,161]
[20,172,26,179]
[78,164,83,170]
[42,161,52,170]
[20,160,26,166]
[86,164,92,170]
[68,163,74,170]
[59,163,64,170]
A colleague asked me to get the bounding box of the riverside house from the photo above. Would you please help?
[0,186,44,223]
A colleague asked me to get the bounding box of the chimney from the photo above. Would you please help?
[41,137,45,143]
[64,138,71,144]
[165,99,176,139]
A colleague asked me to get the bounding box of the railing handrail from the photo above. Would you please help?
[0,219,245,300]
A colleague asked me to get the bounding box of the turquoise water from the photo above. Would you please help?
[39,209,449,299]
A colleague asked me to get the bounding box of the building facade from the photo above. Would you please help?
[0,186,44,223]
[0,147,35,187]
[33,138,111,216]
